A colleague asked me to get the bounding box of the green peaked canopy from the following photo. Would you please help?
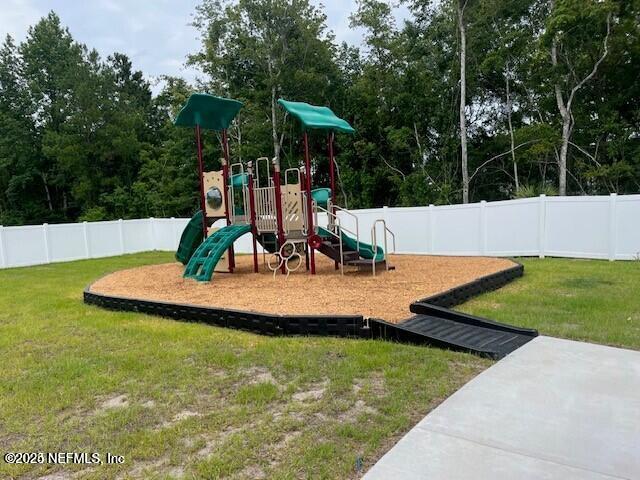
[174,93,243,131]
[278,99,355,134]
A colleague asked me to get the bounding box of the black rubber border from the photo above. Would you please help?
[366,261,530,357]
[83,288,368,339]
[83,259,524,345]
[414,262,524,309]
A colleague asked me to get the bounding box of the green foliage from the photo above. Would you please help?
[0,2,639,226]
[514,183,558,199]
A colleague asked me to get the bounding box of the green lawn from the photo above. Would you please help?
[460,258,640,350]
[1,254,638,479]
[0,253,488,480]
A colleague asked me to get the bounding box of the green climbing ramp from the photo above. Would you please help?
[184,224,251,282]
[318,226,385,262]
[176,211,205,265]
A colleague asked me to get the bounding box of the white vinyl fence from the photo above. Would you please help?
[1,194,639,269]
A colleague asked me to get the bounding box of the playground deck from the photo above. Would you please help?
[89,254,516,323]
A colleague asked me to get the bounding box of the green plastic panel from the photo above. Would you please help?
[231,172,249,188]
[317,226,384,262]
[278,99,355,134]
[174,93,243,131]
[175,211,204,265]
[311,188,331,209]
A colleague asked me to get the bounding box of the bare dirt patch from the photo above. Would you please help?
[90,254,517,323]
[242,367,280,388]
[292,380,328,402]
[97,394,128,411]
[196,426,243,458]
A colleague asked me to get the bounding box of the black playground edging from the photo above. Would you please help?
[83,288,368,338]
[83,259,524,343]
[416,262,524,308]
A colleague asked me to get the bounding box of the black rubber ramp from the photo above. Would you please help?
[370,302,537,359]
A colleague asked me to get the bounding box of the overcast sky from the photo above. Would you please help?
[1,0,410,92]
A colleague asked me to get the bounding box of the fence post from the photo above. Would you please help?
[149,217,156,251]
[608,193,617,261]
[171,217,177,250]
[428,204,435,254]
[118,219,125,254]
[0,225,6,268]
[480,200,487,256]
[538,194,546,258]
[83,221,91,259]
[43,223,51,264]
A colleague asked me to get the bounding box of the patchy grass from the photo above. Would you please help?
[461,258,640,350]
[2,254,638,479]
[0,252,487,479]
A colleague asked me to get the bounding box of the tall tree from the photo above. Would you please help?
[456,0,470,203]
[190,0,340,164]
[542,0,614,195]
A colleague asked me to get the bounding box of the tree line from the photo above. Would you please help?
[0,0,638,226]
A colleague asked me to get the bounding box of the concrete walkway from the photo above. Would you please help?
[364,336,640,480]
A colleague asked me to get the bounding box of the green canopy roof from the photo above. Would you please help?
[278,99,355,134]
[174,93,243,131]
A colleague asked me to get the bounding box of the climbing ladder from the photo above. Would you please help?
[184,224,251,282]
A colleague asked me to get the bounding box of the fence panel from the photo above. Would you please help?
[1,194,639,270]
[2,225,48,267]
[382,207,429,254]
[485,198,540,256]
[431,204,482,255]
[544,196,611,259]
[122,219,152,254]
[86,221,122,258]
[48,223,87,263]
[614,195,640,260]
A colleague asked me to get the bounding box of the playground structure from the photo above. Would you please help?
[86,92,538,360]
[174,93,396,282]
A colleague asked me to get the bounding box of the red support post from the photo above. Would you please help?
[304,132,316,275]
[328,131,338,270]
[328,131,336,211]
[247,162,259,273]
[273,158,286,274]
[195,125,207,238]
[221,129,234,273]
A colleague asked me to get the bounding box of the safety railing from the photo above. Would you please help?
[254,157,272,188]
[284,168,301,186]
[328,201,360,254]
[312,201,345,275]
[254,185,277,233]
[281,168,303,237]
[229,162,249,225]
[371,219,396,276]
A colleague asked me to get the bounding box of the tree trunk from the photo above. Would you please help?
[549,5,611,196]
[40,173,53,211]
[457,1,469,204]
[559,117,571,195]
[505,69,519,192]
[271,84,281,163]
[550,37,569,196]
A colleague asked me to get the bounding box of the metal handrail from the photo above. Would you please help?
[283,167,301,186]
[228,162,248,225]
[313,202,359,249]
[370,219,396,276]
[311,202,349,275]
[329,202,360,254]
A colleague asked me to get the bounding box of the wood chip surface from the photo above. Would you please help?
[90,254,517,323]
